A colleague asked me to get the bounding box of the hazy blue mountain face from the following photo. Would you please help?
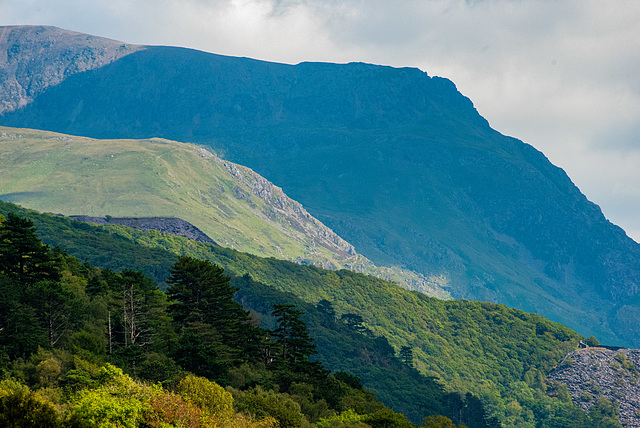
[2,26,640,347]
[0,25,141,114]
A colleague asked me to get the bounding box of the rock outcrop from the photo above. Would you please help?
[216,157,357,259]
[70,215,216,245]
[548,348,640,427]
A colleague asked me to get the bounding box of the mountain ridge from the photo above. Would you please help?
[1,26,639,348]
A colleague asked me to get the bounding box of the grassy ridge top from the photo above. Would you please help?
[0,126,320,259]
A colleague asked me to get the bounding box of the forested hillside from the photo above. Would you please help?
[0,201,625,426]
[0,208,488,427]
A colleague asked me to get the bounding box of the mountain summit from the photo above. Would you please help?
[1,26,639,346]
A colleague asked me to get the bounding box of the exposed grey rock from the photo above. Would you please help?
[217,156,358,259]
[0,25,142,114]
[70,215,216,245]
[548,348,640,427]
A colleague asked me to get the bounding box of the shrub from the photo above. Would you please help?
[177,375,234,421]
[0,379,61,428]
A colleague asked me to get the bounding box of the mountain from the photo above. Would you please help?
[0,126,448,297]
[1,26,640,348]
[0,25,141,114]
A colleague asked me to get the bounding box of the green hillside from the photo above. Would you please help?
[0,126,341,262]
[0,201,589,426]
[0,126,448,298]
[1,208,467,428]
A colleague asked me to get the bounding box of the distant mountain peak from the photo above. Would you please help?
[0,25,142,114]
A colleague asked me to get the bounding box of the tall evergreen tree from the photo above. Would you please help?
[166,257,247,332]
[26,280,74,347]
[166,257,256,366]
[399,346,414,368]
[316,299,337,328]
[0,303,46,359]
[0,214,57,282]
[271,305,318,368]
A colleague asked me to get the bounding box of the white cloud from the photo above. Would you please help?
[1,0,640,240]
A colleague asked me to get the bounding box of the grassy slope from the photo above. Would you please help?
[0,126,311,257]
[0,126,448,298]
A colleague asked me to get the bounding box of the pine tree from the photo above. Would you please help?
[0,213,58,282]
[399,346,414,368]
[167,257,246,331]
[26,280,74,347]
[271,304,317,365]
[316,299,337,328]
[166,257,254,366]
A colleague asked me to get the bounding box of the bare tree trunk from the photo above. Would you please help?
[108,311,112,354]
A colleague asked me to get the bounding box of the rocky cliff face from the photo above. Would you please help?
[548,348,640,427]
[215,156,357,261]
[0,26,141,114]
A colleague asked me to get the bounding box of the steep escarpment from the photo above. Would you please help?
[548,348,640,427]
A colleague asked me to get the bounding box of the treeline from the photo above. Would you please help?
[0,201,625,427]
[0,212,494,427]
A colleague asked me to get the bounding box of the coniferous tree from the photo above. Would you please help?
[316,299,337,328]
[0,213,57,282]
[166,257,258,376]
[26,280,74,347]
[271,304,316,363]
[399,346,414,368]
[341,313,367,334]
[167,257,247,334]
[1,303,46,359]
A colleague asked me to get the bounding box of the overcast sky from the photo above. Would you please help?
[2,0,640,241]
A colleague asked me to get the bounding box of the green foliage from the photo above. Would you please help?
[271,304,319,372]
[422,415,463,428]
[0,212,58,282]
[167,257,237,327]
[586,336,600,347]
[233,387,311,428]
[588,396,622,428]
[0,379,61,427]
[317,409,368,428]
[67,387,148,428]
[66,364,154,427]
[177,375,234,420]
[364,408,416,428]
